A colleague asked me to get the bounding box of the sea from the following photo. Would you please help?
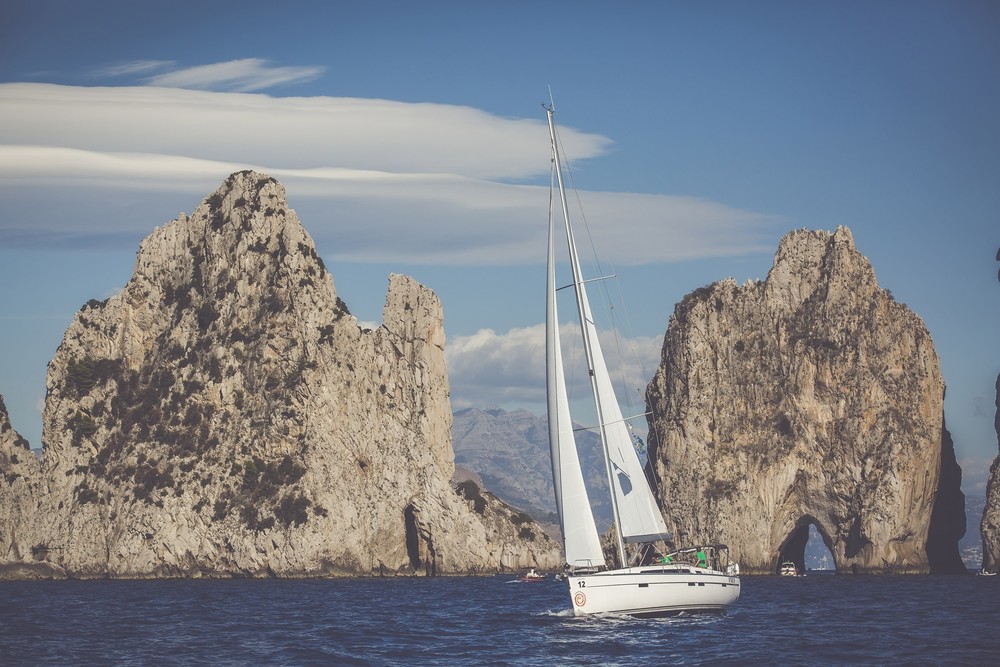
[1,573,997,666]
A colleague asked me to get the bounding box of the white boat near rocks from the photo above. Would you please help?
[780,561,800,577]
[544,103,740,617]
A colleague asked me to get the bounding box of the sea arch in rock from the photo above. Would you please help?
[775,514,836,574]
[646,227,966,574]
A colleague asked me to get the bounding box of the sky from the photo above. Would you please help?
[1,0,998,499]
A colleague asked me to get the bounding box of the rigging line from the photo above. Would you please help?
[611,270,655,410]
[556,274,615,292]
[553,118,641,422]
[553,121,608,287]
[605,288,638,420]
[572,410,651,433]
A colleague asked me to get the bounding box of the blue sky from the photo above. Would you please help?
[1,1,998,497]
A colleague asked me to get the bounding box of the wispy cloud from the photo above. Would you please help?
[97,60,176,78]
[0,82,777,264]
[143,58,325,92]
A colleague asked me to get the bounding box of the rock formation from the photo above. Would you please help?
[646,226,966,574]
[980,248,1000,574]
[0,394,50,577]
[0,171,559,578]
[981,377,1000,574]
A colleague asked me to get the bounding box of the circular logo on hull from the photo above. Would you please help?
[573,592,587,607]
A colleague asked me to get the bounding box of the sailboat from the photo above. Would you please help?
[544,104,740,617]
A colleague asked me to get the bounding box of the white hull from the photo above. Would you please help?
[567,565,740,617]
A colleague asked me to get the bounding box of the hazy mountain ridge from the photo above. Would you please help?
[451,407,612,530]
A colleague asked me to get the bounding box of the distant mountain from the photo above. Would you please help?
[451,407,612,530]
[962,494,986,569]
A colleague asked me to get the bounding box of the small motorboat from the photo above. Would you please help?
[780,561,799,577]
[518,568,546,582]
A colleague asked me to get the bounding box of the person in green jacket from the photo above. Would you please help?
[696,548,708,568]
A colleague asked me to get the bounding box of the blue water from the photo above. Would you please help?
[1,574,997,665]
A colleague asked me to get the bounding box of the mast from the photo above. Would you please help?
[545,107,605,570]
[545,105,629,568]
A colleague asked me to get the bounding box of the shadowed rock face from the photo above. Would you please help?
[646,227,965,574]
[0,171,559,578]
[980,249,1000,574]
[978,376,1000,574]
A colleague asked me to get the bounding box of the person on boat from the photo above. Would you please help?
[658,552,672,564]
[696,548,708,568]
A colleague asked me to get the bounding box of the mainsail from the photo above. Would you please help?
[546,195,605,568]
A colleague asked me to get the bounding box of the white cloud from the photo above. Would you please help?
[959,455,995,498]
[0,82,778,264]
[446,322,661,420]
[0,83,598,179]
[447,325,547,409]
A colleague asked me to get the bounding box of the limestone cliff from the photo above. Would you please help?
[981,376,1000,574]
[0,395,45,574]
[646,226,965,574]
[980,248,1000,574]
[0,171,558,578]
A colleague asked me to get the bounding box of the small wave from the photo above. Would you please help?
[537,607,575,617]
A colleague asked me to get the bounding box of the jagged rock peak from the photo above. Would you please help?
[647,226,965,574]
[0,394,41,571]
[134,169,336,316]
[764,226,877,312]
[0,393,37,481]
[1,171,559,578]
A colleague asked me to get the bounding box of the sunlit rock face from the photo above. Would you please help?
[0,171,559,578]
[0,394,49,576]
[646,227,965,574]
